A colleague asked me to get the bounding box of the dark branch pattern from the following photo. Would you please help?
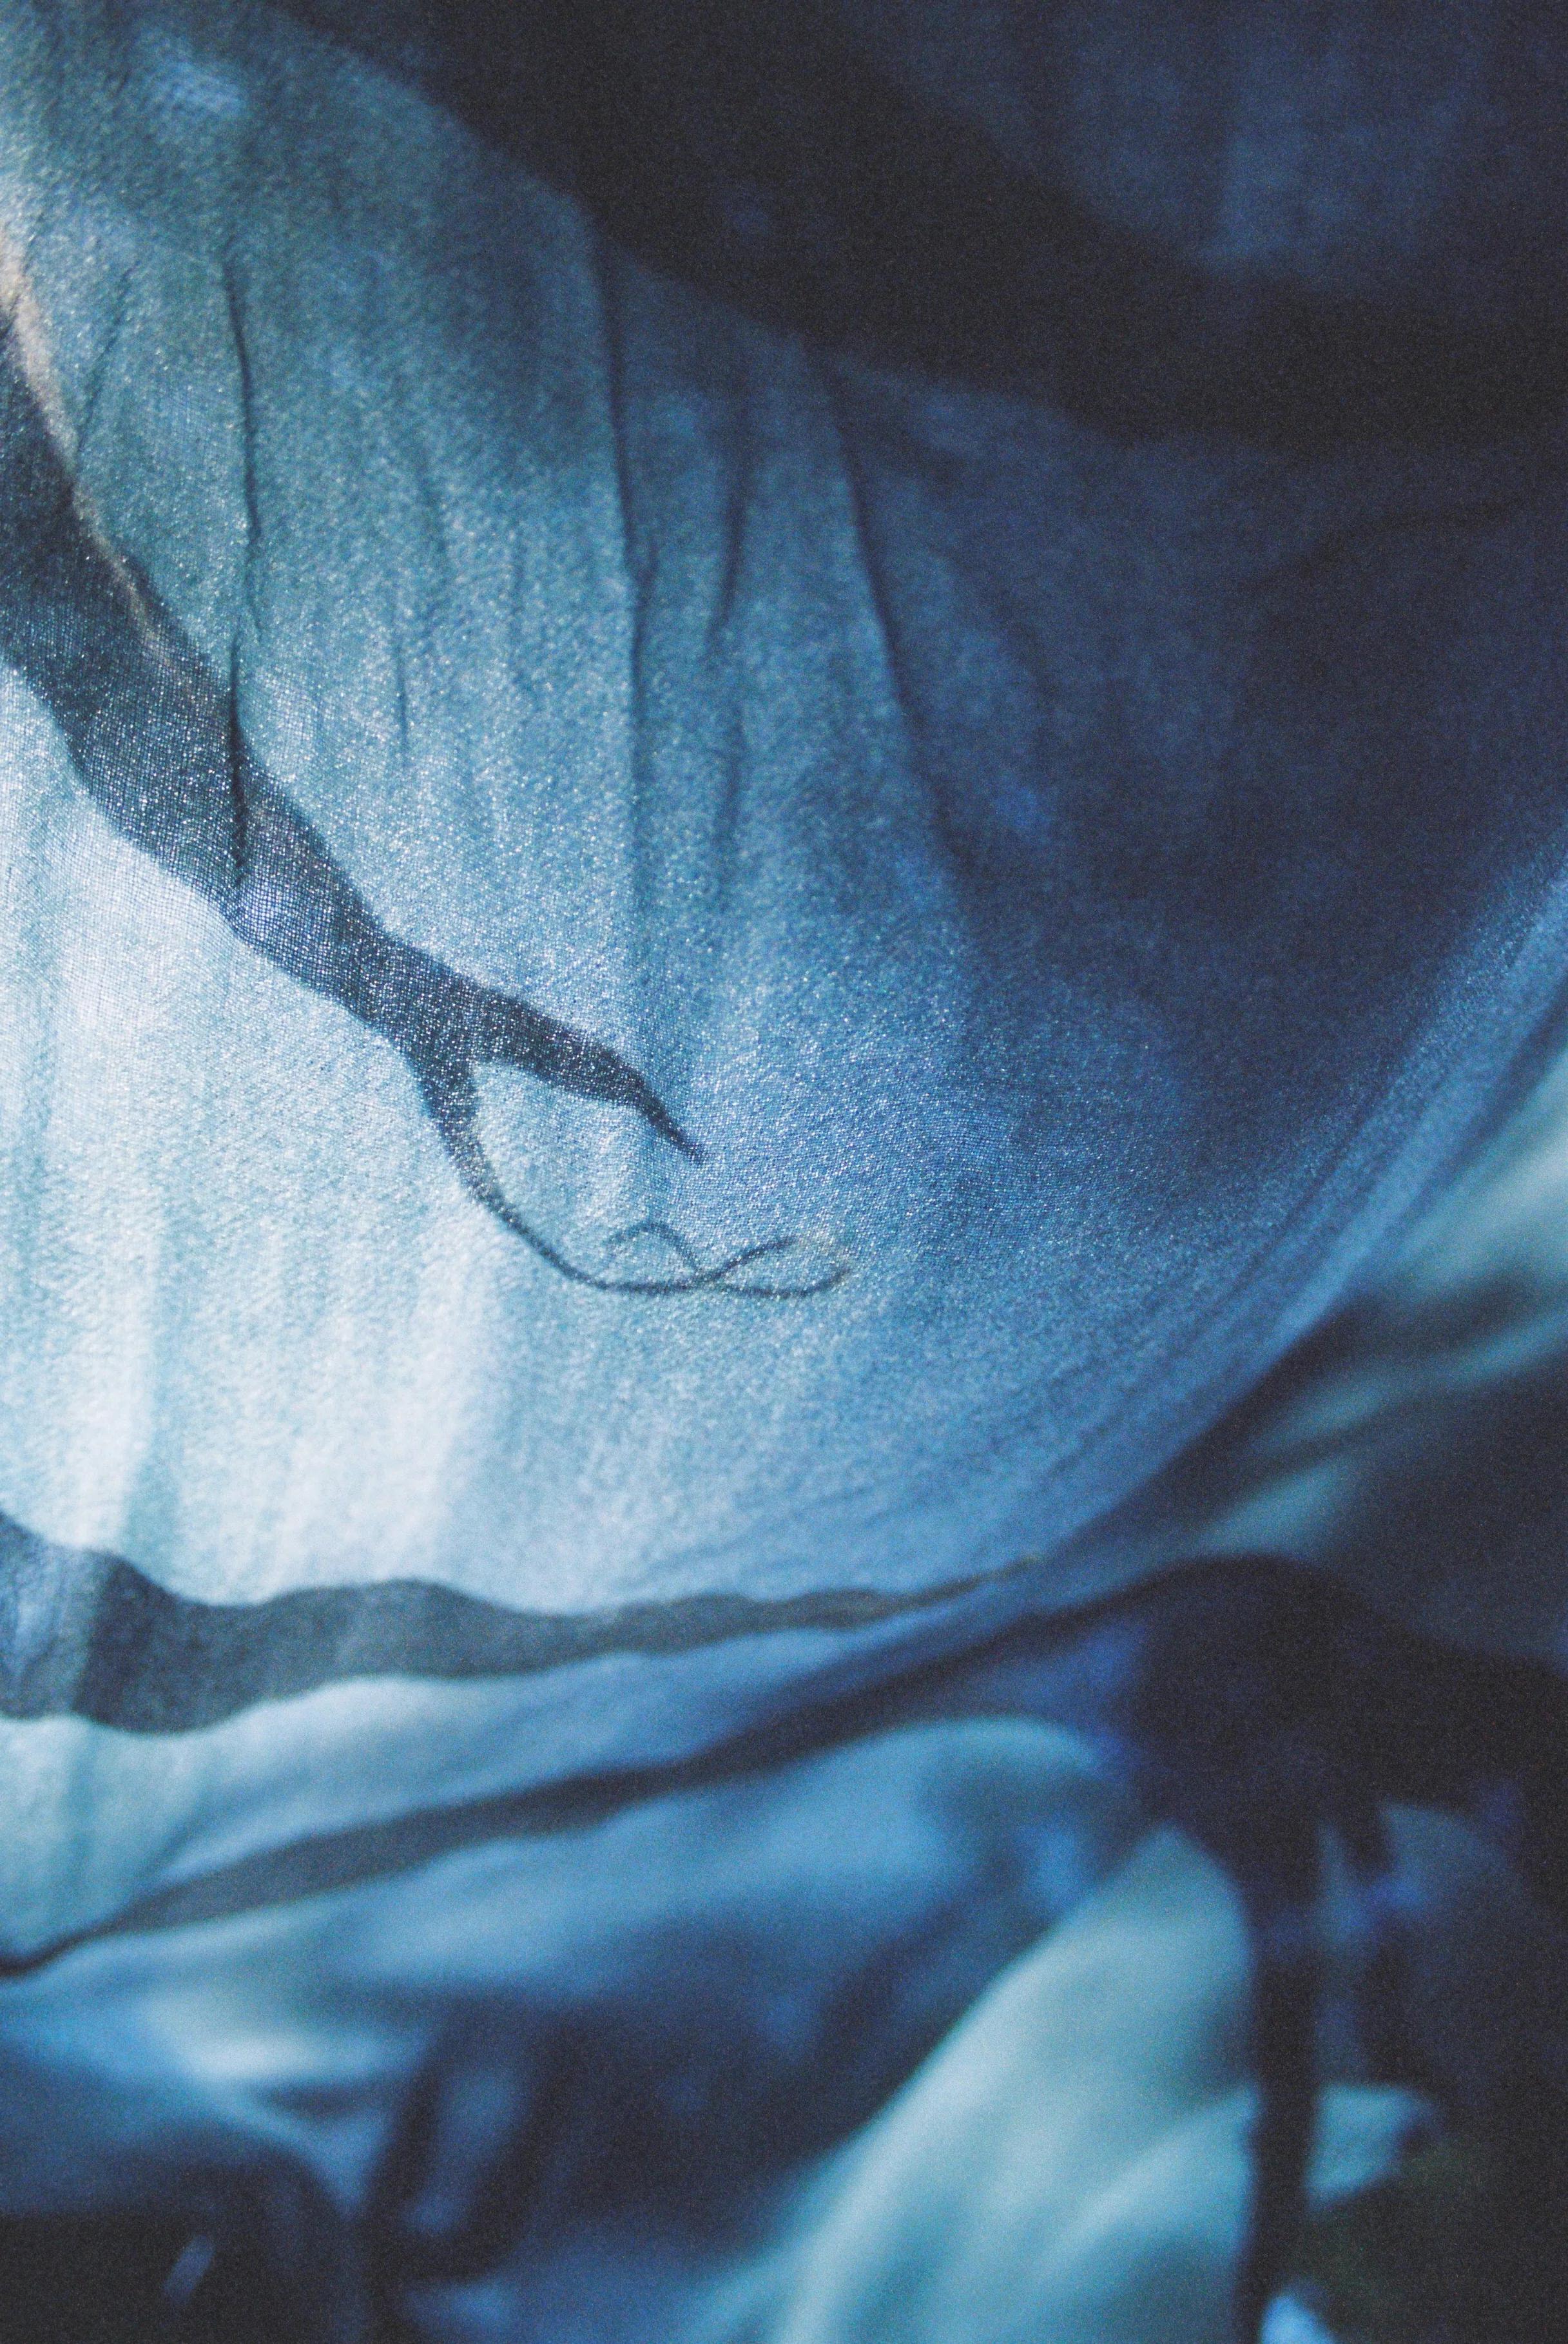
[0,310,843,1298]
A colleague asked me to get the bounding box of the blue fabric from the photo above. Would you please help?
[0,5,1565,2337]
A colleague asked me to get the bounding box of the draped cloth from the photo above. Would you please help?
[0,5,1565,2337]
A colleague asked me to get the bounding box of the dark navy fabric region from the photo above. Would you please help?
[286,0,1568,449]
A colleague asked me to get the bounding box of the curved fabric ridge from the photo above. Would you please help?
[0,264,841,1299]
[9,1553,1560,1980]
[0,1504,1041,1732]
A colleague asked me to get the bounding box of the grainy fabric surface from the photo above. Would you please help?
[0,5,1564,2339]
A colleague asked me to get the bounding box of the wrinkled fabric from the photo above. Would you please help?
[0,4,1565,2339]
[757,1830,1429,2344]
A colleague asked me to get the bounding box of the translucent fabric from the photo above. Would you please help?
[0,6,1563,2339]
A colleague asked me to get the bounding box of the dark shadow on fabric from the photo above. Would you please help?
[286,0,1568,451]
